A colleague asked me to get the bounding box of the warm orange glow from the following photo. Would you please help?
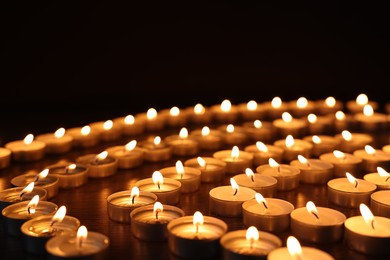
[154,136,161,146]
[365,145,376,155]
[52,205,66,224]
[333,150,346,159]
[341,130,352,141]
[179,128,188,139]
[96,151,108,161]
[230,178,239,195]
[306,201,319,220]
[65,164,77,172]
[246,226,259,248]
[81,126,91,136]
[21,182,35,195]
[360,203,375,230]
[307,114,317,124]
[285,135,295,148]
[297,155,310,166]
[282,112,293,123]
[201,126,210,136]
[269,158,280,168]
[54,128,65,138]
[38,169,49,180]
[356,93,368,105]
[377,167,390,178]
[197,157,206,168]
[271,97,282,108]
[76,225,88,248]
[287,236,302,258]
[221,99,232,112]
[152,171,164,187]
[247,100,257,111]
[193,211,204,226]
[23,134,34,145]
[363,104,374,117]
[125,140,137,152]
[312,135,322,144]
[170,106,180,116]
[245,168,255,179]
[124,115,135,125]
[296,97,308,108]
[153,202,163,219]
[194,104,205,115]
[176,160,185,177]
[255,193,268,209]
[146,108,157,120]
[130,187,140,204]
[231,146,240,159]
[325,96,336,107]
[346,172,358,188]
[256,141,268,152]
[254,120,262,129]
[335,111,346,120]
[103,120,113,130]
[27,195,39,214]
[226,124,234,133]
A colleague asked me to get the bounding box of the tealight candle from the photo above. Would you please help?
[113,114,145,136]
[106,140,144,169]
[288,97,316,118]
[346,93,378,114]
[242,193,294,232]
[242,120,274,143]
[237,100,266,121]
[185,103,213,125]
[11,169,59,199]
[327,172,377,208]
[370,190,390,217]
[164,127,200,156]
[272,112,307,138]
[305,113,333,135]
[290,201,346,243]
[46,225,110,259]
[0,147,11,169]
[190,126,223,151]
[218,124,249,147]
[383,144,390,154]
[364,167,390,190]
[160,106,188,128]
[319,150,362,178]
[344,203,390,256]
[90,119,122,141]
[244,141,283,167]
[209,178,256,217]
[353,145,390,173]
[130,202,184,241]
[135,171,182,205]
[263,96,289,120]
[20,206,80,255]
[35,128,74,154]
[2,195,57,237]
[333,110,356,133]
[47,162,88,189]
[290,155,334,184]
[76,151,118,178]
[274,135,313,163]
[139,136,173,162]
[67,125,100,148]
[210,99,239,123]
[256,159,301,191]
[334,130,373,153]
[213,146,253,175]
[159,161,201,193]
[136,108,166,132]
[315,96,343,115]
[167,211,228,259]
[354,104,388,132]
[5,134,46,162]
[220,226,282,259]
[184,157,227,183]
[302,135,340,157]
[107,187,157,223]
[267,236,335,260]
[233,169,278,197]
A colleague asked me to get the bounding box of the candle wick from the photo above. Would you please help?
[233,188,238,196]
[35,175,40,182]
[312,211,320,220]
[385,176,390,182]
[157,183,161,190]
[250,238,254,250]
[131,196,135,205]
[195,223,199,239]
[79,239,83,249]
[65,168,69,174]
[277,166,281,173]
[354,180,358,189]
[180,173,183,180]
[262,201,268,209]
[250,175,254,182]
[19,192,25,198]
[155,210,160,220]
[306,162,311,167]
[371,219,375,230]
[27,206,31,214]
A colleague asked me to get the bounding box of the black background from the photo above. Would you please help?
[1,1,389,143]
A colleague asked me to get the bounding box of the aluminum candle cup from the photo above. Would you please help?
[233,174,277,197]
[371,190,390,218]
[315,97,343,115]
[268,245,335,260]
[237,101,266,121]
[256,164,300,191]
[164,135,199,157]
[218,125,249,147]
[334,132,373,153]
[159,166,201,193]
[273,138,312,163]
[213,149,253,175]
[184,157,227,183]
[210,101,239,123]
[327,177,377,208]
[0,187,47,214]
[35,131,74,154]
[354,110,388,132]
[5,138,46,162]
[47,163,89,189]
[0,147,11,169]
[106,146,144,169]
[346,97,378,114]
[353,148,390,173]
[290,158,334,184]
[272,117,307,138]
[20,215,80,255]
[242,198,294,233]
[76,154,118,178]
[135,178,181,205]
[130,204,184,241]
[290,206,346,243]
[364,171,390,190]
[113,115,145,136]
[185,105,213,125]
[159,107,188,128]
[11,173,59,199]
[2,200,58,237]
[262,98,289,120]
[305,114,333,135]
[319,152,362,178]
[288,98,316,118]
[136,110,166,132]
[242,121,274,143]
[303,135,340,157]
[67,126,100,148]
[220,229,282,259]
[244,144,283,167]
[107,190,157,223]
[90,120,122,141]
[139,138,173,162]
[190,128,224,151]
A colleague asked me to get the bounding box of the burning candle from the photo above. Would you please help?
[364,167,390,190]
[185,103,213,125]
[263,96,289,120]
[210,99,239,123]
[20,206,80,255]
[76,151,118,178]
[137,108,166,132]
[190,126,223,151]
[288,97,316,118]
[319,150,362,178]
[90,119,122,141]
[67,125,100,148]
[184,156,227,183]
[0,147,11,169]
[290,201,346,243]
[159,160,201,193]
[47,162,88,189]
[354,104,388,132]
[233,168,278,197]
[370,190,390,218]
[46,225,110,259]
[346,93,378,114]
[164,127,200,156]
[107,186,157,223]
[160,106,188,128]
[135,171,181,205]
[306,113,333,135]
[303,135,340,157]
[353,145,390,173]
[256,158,301,191]
[113,114,145,136]
[315,96,343,115]
[242,120,274,143]
[274,135,312,163]
[106,140,144,169]
[130,202,184,241]
[213,146,253,175]
[139,136,173,162]
[333,110,356,133]
[237,100,266,121]
[209,178,256,217]
[218,124,249,147]
[344,203,390,256]
[5,134,46,162]
[290,155,334,184]
[242,193,294,233]
[335,130,374,153]
[244,141,283,167]
[220,226,282,259]
[167,211,228,259]
[327,172,377,208]
[272,112,307,138]
[35,127,74,154]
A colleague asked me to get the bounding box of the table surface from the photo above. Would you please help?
[0,119,389,260]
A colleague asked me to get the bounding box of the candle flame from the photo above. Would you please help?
[325,97,336,107]
[256,141,268,152]
[65,164,77,172]
[297,155,310,166]
[76,225,88,248]
[245,168,255,181]
[282,112,293,123]
[193,211,204,226]
[176,160,185,177]
[333,150,346,159]
[194,103,205,114]
[153,202,163,220]
[23,134,34,145]
[125,140,137,151]
[356,93,368,106]
[154,136,161,146]
[37,169,49,180]
[221,99,232,112]
[365,145,376,155]
[197,157,206,168]
[271,97,282,108]
[96,151,108,161]
[201,126,210,136]
[377,167,390,178]
[255,193,268,209]
[306,201,319,220]
[246,226,259,242]
[346,172,358,188]
[285,135,295,148]
[81,125,91,136]
[170,106,180,116]
[360,203,375,230]
[21,182,35,195]
[247,100,257,111]
[54,128,65,138]
[179,128,188,139]
[146,108,157,120]
[287,236,302,258]
[51,205,66,224]
[27,195,39,214]
[297,97,308,108]
[335,111,346,120]
[251,120,261,129]
[124,115,135,125]
[103,120,113,130]
[130,186,140,204]
[341,130,352,141]
[363,104,374,117]
[312,135,322,144]
[307,114,317,124]
[226,124,234,133]
[269,158,280,168]
[152,171,164,188]
[230,178,239,196]
[231,146,240,159]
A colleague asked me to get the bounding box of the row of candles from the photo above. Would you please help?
[1,95,390,259]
